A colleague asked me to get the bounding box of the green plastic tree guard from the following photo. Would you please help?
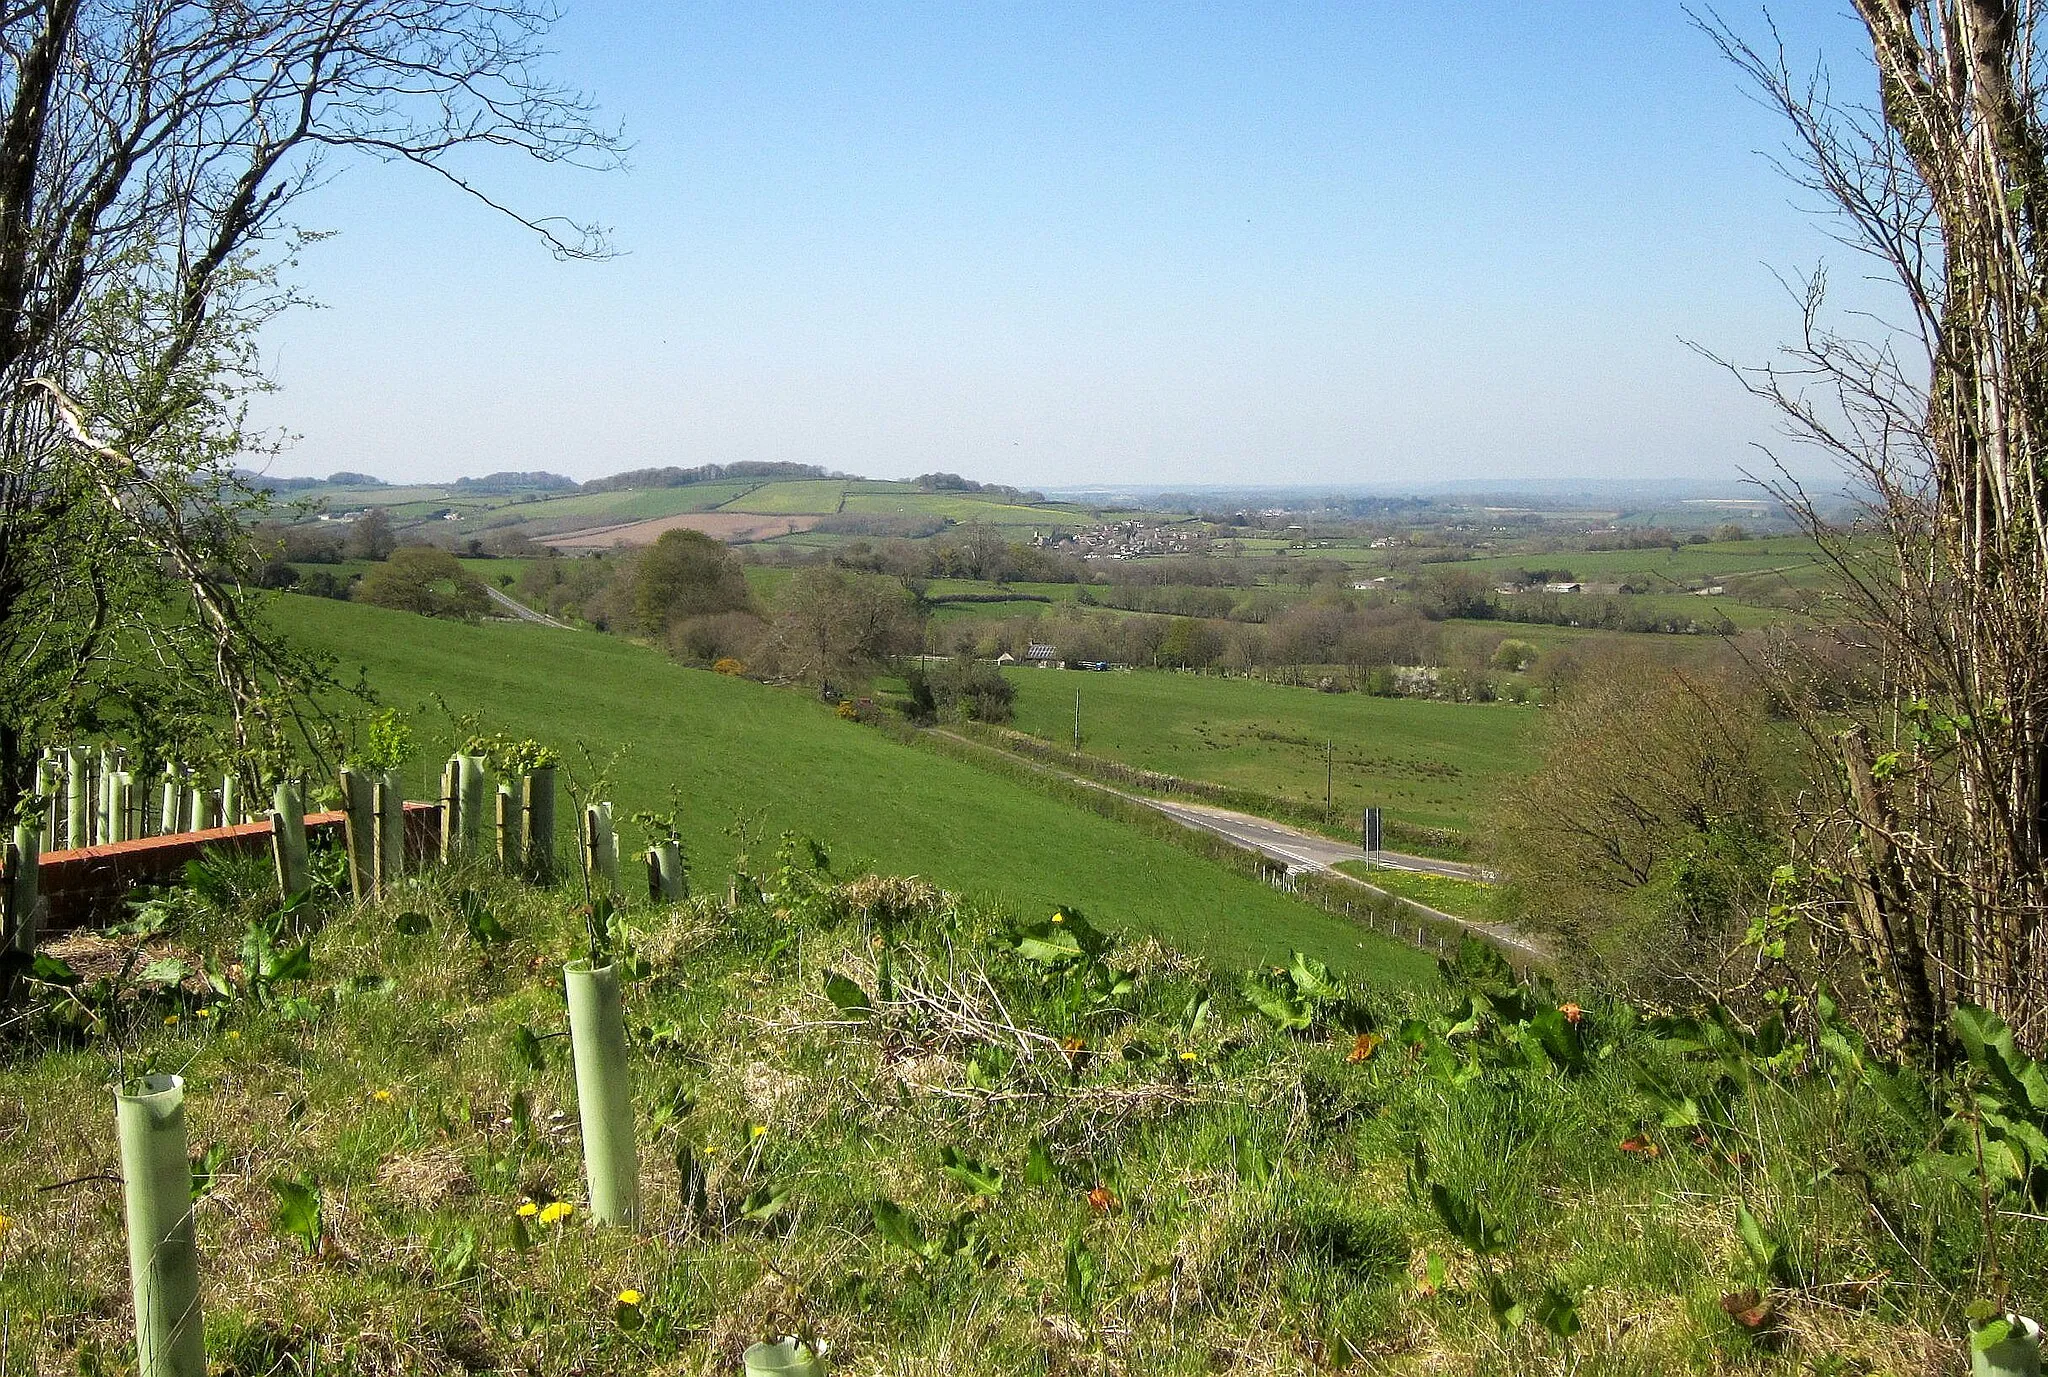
[190,783,213,833]
[377,771,406,889]
[584,802,618,895]
[524,767,557,883]
[458,754,489,859]
[743,1338,824,1377]
[564,959,639,1225]
[116,1074,206,1377]
[107,772,129,844]
[270,781,309,899]
[220,775,239,827]
[647,841,686,901]
[159,767,180,839]
[38,753,58,843]
[96,749,115,844]
[6,820,39,954]
[1976,1316,2043,1377]
[67,748,88,848]
[338,767,376,900]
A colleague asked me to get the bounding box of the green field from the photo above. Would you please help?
[719,479,851,514]
[1004,668,1541,835]
[272,594,1431,980]
[1440,535,1827,589]
[491,482,764,525]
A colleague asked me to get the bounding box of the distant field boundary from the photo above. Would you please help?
[957,722,1472,861]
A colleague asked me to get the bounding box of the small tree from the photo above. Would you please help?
[352,547,489,620]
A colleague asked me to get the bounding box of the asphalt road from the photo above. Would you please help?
[1142,797,1492,882]
[484,585,573,629]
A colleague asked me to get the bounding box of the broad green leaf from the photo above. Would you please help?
[870,1197,932,1258]
[822,969,873,1017]
[139,957,189,987]
[1288,950,1338,999]
[510,1025,547,1071]
[270,1175,321,1254]
[1533,1286,1581,1338]
[1429,1182,1506,1255]
[740,1181,791,1223]
[1024,1137,1059,1187]
[938,1146,1004,1197]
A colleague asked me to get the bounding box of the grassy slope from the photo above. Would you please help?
[5,865,1979,1374]
[1003,668,1540,835]
[271,594,1431,981]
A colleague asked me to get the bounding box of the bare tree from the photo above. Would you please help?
[1706,3,2048,1051]
[0,2,620,817]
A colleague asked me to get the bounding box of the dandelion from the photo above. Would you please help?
[1050,911,1065,924]
[163,1014,179,1026]
[0,1211,12,1242]
[749,1123,767,1140]
[538,1201,574,1225]
[1178,1050,1198,1062]
[617,1289,642,1306]
[195,1007,212,1019]
[372,1089,393,1103]
[226,1030,241,1041]
[517,1201,539,1218]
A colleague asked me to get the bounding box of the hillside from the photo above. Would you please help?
[270,593,1432,980]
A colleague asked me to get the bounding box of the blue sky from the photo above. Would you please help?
[248,2,1880,488]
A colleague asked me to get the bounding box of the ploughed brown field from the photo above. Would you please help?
[541,510,823,548]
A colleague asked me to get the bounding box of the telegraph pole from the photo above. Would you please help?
[1325,742,1333,807]
[1074,689,1081,751]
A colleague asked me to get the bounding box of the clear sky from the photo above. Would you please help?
[247,2,1880,489]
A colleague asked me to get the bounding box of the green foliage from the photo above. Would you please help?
[354,708,413,773]
[269,1175,322,1255]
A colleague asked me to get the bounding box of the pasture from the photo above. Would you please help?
[1003,667,1542,837]
[273,594,1432,979]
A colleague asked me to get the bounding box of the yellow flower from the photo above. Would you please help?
[163,1014,179,1025]
[195,1008,212,1019]
[1178,1051,1198,1062]
[516,1201,539,1218]
[372,1089,393,1103]
[538,1201,573,1225]
[749,1124,767,1139]
[617,1289,643,1306]
[1050,911,1065,924]
[0,1211,13,1241]
[226,1030,241,1041]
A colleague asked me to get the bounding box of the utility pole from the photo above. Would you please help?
[1325,742,1333,807]
[1074,689,1081,751]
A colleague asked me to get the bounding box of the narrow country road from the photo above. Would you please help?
[931,728,1548,962]
[484,584,573,629]
[1143,797,1492,882]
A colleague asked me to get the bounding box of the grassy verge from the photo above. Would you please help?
[1336,865,1505,924]
[0,853,2000,1374]
[1002,667,1539,839]
[954,721,1470,861]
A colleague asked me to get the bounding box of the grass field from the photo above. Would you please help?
[718,479,850,514]
[1003,668,1541,836]
[492,483,764,525]
[271,594,1432,980]
[1339,864,1504,923]
[1440,536,1827,589]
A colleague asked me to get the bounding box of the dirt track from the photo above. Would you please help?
[542,511,823,548]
